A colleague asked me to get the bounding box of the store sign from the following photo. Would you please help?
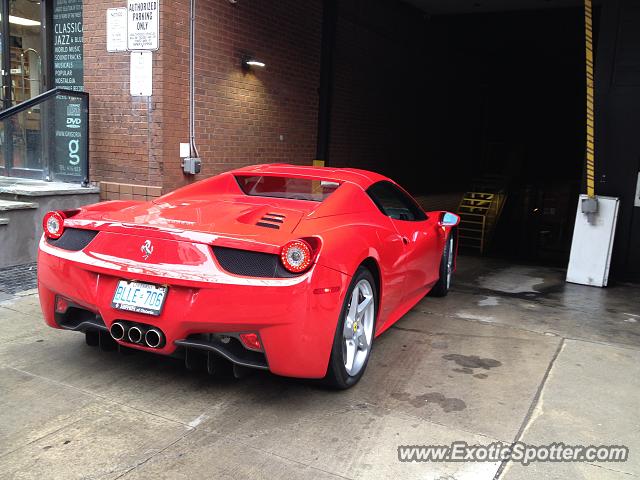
[53,0,84,91]
[53,0,87,182]
[54,101,87,178]
[127,0,159,51]
[107,8,128,52]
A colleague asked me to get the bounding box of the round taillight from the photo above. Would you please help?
[43,211,65,239]
[280,240,313,273]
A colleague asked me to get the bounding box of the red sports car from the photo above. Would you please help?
[38,164,459,388]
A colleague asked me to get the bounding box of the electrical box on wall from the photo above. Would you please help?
[182,157,201,175]
[179,142,200,175]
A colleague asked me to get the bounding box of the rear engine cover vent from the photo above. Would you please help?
[212,246,300,278]
[256,213,285,230]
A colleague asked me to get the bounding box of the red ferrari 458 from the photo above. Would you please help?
[38,164,459,388]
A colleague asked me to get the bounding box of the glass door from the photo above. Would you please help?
[1,0,47,178]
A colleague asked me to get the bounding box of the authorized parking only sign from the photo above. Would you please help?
[127,1,159,51]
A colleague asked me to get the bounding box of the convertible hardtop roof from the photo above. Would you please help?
[231,164,389,190]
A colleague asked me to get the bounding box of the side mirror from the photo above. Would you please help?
[439,212,460,227]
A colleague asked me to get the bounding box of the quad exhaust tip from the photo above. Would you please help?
[127,326,143,344]
[110,322,126,341]
[145,328,164,348]
[110,322,164,348]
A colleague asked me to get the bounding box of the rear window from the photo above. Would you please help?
[235,175,340,202]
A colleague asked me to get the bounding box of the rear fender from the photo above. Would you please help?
[309,220,402,328]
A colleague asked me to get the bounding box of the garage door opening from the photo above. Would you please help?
[326,1,593,266]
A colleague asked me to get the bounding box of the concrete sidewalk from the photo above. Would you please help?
[0,257,638,479]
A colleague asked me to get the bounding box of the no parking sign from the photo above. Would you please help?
[127,0,159,51]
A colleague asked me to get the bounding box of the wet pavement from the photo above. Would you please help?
[0,256,639,479]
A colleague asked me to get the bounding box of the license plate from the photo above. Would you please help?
[111,280,168,316]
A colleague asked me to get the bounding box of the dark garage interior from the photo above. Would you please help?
[325,0,590,265]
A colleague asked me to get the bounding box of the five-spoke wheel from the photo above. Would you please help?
[342,278,375,377]
[325,266,377,389]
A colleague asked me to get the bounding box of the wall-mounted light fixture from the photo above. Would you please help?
[242,57,266,71]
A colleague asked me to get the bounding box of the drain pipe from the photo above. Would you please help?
[183,0,201,175]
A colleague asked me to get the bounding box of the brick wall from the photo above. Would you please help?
[84,0,189,199]
[84,0,322,198]
[184,0,323,192]
[83,0,163,190]
[158,0,190,193]
[100,182,162,201]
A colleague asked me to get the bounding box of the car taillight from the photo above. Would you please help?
[43,211,66,239]
[280,240,313,273]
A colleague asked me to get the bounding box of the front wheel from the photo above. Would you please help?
[430,233,454,297]
[325,267,377,389]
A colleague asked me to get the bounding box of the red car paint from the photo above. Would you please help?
[38,164,457,379]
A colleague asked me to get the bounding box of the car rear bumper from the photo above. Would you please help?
[37,236,349,378]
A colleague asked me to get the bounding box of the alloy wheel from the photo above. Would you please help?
[342,279,375,376]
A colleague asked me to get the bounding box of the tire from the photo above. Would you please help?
[325,266,377,389]
[430,233,454,297]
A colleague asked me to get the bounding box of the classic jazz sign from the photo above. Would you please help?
[127,0,159,51]
[53,0,87,182]
[53,0,84,91]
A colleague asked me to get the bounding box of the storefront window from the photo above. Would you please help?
[0,0,87,184]
[0,0,46,178]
